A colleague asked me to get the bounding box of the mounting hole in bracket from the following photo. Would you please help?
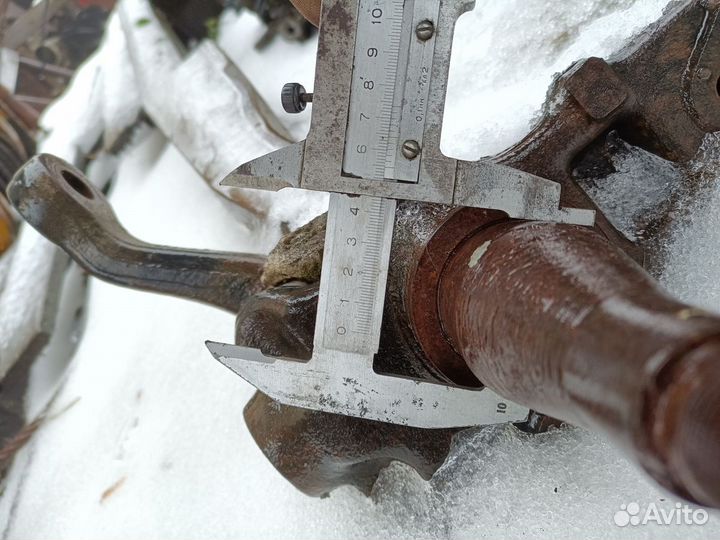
[62,170,94,199]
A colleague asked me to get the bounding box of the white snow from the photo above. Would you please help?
[2,1,720,538]
[577,141,682,241]
[0,228,59,379]
[441,0,670,159]
[661,133,720,309]
[40,13,141,164]
[216,11,318,143]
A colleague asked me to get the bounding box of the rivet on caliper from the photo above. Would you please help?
[402,140,421,160]
[416,19,435,41]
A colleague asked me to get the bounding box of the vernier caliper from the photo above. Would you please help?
[206,0,594,428]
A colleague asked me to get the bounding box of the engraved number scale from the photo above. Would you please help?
[343,0,437,183]
[317,194,394,356]
[324,0,421,356]
[324,0,439,354]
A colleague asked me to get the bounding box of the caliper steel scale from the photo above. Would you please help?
[206,0,594,428]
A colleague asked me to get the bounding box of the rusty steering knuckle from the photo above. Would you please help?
[6,0,720,508]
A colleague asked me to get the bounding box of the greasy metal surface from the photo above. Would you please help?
[438,221,720,508]
[244,390,458,497]
[7,154,266,313]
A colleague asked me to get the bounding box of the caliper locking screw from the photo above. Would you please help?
[402,140,421,160]
[281,83,313,114]
[416,20,435,41]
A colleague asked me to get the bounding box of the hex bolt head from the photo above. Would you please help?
[402,140,421,160]
[281,83,313,114]
[416,20,435,41]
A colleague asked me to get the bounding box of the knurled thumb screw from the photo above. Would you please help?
[281,83,313,114]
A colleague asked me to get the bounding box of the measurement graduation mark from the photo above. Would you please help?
[341,0,440,184]
[315,194,396,356]
[355,197,385,335]
[342,0,405,181]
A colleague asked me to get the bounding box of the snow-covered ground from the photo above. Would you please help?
[2,1,720,538]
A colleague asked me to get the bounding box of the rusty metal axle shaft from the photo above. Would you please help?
[434,218,720,508]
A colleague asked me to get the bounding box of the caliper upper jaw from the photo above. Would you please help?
[221,144,595,226]
[455,160,596,225]
[220,140,305,192]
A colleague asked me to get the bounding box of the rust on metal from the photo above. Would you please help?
[397,205,507,386]
[244,391,457,496]
[289,0,321,27]
[436,220,720,508]
[492,0,720,261]
[563,57,629,121]
[0,197,13,253]
[7,0,720,505]
[7,154,266,313]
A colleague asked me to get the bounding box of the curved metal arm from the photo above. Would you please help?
[7,154,266,313]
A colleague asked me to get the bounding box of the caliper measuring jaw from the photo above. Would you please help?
[206,0,595,429]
